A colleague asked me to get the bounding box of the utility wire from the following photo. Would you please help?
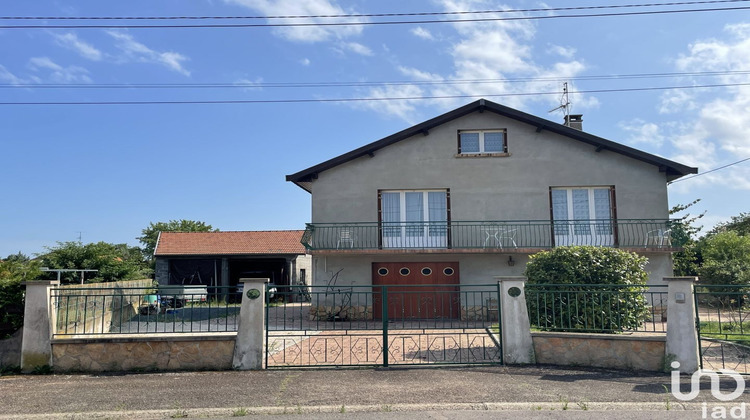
[2,0,746,20]
[1,6,748,28]
[2,82,749,105]
[669,157,750,184]
[3,70,750,89]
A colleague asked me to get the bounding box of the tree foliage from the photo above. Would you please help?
[0,254,41,338]
[138,220,217,259]
[669,199,705,276]
[708,212,750,237]
[524,246,649,333]
[39,241,150,284]
[697,231,750,288]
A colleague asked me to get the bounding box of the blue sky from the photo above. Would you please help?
[1,0,749,257]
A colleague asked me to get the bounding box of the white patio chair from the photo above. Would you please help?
[645,229,671,248]
[336,228,355,249]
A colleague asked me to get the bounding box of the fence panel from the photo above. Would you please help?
[265,284,503,368]
[695,285,750,374]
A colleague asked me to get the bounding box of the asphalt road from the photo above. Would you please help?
[1,365,748,419]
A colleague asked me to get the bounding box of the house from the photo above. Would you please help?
[285,99,697,309]
[153,231,311,295]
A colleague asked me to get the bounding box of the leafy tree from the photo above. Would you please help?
[39,241,150,284]
[138,220,217,259]
[0,254,41,338]
[524,246,649,333]
[669,199,705,276]
[697,231,750,288]
[708,212,750,237]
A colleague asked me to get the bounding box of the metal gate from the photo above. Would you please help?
[695,284,750,374]
[265,284,503,368]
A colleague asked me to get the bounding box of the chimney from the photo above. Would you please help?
[564,114,583,130]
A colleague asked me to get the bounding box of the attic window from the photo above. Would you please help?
[457,129,509,157]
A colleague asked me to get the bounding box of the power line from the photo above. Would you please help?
[3,70,750,90]
[2,0,746,20]
[669,157,750,184]
[1,5,748,29]
[2,82,749,105]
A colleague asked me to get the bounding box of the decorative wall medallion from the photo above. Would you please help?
[247,288,261,300]
[508,287,521,298]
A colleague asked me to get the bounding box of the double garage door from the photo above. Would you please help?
[372,262,459,319]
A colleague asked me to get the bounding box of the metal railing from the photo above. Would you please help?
[266,284,503,368]
[301,219,681,251]
[51,286,243,336]
[525,284,668,334]
[694,284,750,374]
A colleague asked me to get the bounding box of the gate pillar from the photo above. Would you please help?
[496,276,534,364]
[233,278,268,370]
[664,276,699,373]
[21,280,58,372]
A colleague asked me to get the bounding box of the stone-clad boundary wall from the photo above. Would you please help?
[52,334,235,372]
[531,332,666,372]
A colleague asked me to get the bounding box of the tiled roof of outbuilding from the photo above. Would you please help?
[154,230,306,256]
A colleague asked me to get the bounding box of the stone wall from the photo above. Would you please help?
[532,332,666,372]
[0,329,22,368]
[52,333,235,372]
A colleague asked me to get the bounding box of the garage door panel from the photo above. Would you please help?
[372,262,459,320]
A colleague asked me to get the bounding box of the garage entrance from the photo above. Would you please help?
[372,262,460,319]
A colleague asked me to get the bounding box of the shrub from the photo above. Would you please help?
[0,257,41,338]
[524,246,649,333]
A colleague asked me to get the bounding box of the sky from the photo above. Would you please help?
[1,0,749,257]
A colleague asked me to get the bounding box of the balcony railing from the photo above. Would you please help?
[301,219,683,251]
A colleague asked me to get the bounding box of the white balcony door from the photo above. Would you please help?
[381,190,447,248]
[551,187,614,246]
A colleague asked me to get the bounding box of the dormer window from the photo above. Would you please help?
[457,129,508,156]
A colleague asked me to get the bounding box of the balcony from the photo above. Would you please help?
[301,219,683,253]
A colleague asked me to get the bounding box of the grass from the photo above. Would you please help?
[231,407,248,417]
[699,320,750,345]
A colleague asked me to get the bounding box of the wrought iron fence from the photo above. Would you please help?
[266,284,503,368]
[525,284,668,334]
[51,285,243,336]
[302,219,681,251]
[694,285,750,374]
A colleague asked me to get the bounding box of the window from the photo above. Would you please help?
[458,130,507,155]
[379,189,450,248]
[550,187,616,246]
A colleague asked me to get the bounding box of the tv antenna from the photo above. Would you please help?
[549,82,571,124]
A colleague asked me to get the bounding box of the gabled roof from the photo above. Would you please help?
[154,230,306,256]
[286,98,697,191]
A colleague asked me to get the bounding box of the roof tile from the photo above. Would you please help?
[154,231,306,256]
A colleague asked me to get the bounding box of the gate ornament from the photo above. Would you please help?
[246,288,261,300]
[508,287,521,297]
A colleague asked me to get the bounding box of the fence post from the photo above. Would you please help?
[495,276,534,364]
[233,278,268,370]
[20,280,59,372]
[664,276,700,373]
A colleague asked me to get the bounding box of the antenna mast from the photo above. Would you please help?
[548,82,571,125]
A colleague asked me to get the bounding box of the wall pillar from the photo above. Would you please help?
[232,278,267,370]
[495,276,535,364]
[664,276,700,373]
[21,280,58,372]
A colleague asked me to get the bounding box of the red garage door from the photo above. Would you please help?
[372,262,459,320]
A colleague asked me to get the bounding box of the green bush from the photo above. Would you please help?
[524,246,649,333]
[0,257,41,338]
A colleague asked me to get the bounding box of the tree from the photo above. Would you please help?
[0,254,41,338]
[138,220,217,259]
[697,231,750,288]
[669,199,705,276]
[708,212,750,237]
[39,241,150,284]
[524,246,649,333]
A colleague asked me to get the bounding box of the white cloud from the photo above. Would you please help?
[353,84,426,124]
[411,27,434,40]
[360,0,591,119]
[0,64,24,84]
[658,90,697,114]
[235,77,264,91]
[300,58,311,66]
[27,57,91,83]
[618,119,666,147]
[224,0,365,42]
[52,33,102,61]
[547,45,577,59]
[340,42,373,56]
[106,31,190,76]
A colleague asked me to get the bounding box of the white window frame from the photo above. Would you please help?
[551,186,615,246]
[380,189,448,248]
[458,129,507,154]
